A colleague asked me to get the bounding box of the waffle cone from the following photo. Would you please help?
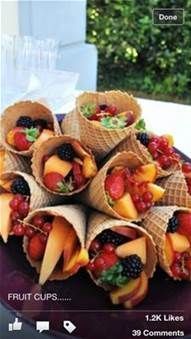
[61,110,80,140]
[32,135,97,196]
[81,151,144,221]
[142,206,191,280]
[86,212,157,288]
[157,171,191,208]
[23,204,86,281]
[0,144,31,175]
[76,91,141,159]
[112,130,180,178]
[1,101,61,156]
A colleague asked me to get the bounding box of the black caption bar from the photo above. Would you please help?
[153,8,184,25]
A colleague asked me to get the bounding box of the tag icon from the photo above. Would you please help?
[8,318,22,331]
[63,320,76,334]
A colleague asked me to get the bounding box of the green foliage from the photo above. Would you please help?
[87,0,191,103]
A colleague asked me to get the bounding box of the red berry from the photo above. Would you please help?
[152,151,159,160]
[32,215,45,228]
[185,256,191,271]
[159,136,169,149]
[158,155,172,169]
[25,227,36,238]
[89,240,102,253]
[101,253,118,270]
[18,201,29,218]
[182,162,191,174]
[86,261,95,271]
[132,193,141,203]
[145,201,153,210]
[177,213,191,236]
[10,211,20,221]
[95,106,101,114]
[135,200,147,213]
[14,132,32,151]
[12,223,25,236]
[94,256,106,271]
[39,233,48,244]
[42,154,51,163]
[72,162,86,188]
[142,191,153,203]
[171,262,182,277]
[148,142,158,154]
[174,252,182,262]
[27,234,46,261]
[105,172,125,200]
[103,243,115,253]
[106,105,117,115]
[10,197,20,211]
[43,172,64,191]
[42,222,52,233]
[125,111,135,126]
[89,113,101,121]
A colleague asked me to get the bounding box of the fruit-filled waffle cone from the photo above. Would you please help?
[142,206,191,280]
[23,204,88,284]
[81,151,165,222]
[112,130,180,178]
[157,171,191,208]
[0,144,31,175]
[76,91,141,159]
[32,135,98,196]
[1,101,61,156]
[61,110,80,140]
[86,211,157,308]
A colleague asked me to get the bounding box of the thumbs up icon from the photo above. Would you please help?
[8,318,22,331]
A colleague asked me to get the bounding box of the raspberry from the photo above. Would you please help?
[11,177,30,196]
[56,143,75,161]
[121,254,144,279]
[16,116,33,128]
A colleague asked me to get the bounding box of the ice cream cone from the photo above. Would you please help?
[1,101,61,156]
[61,110,80,140]
[76,91,141,159]
[0,144,31,175]
[142,206,191,280]
[157,171,191,208]
[23,204,86,282]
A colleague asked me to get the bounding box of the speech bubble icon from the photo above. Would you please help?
[36,321,49,333]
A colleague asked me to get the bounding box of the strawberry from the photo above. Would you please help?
[105,171,125,200]
[43,172,64,191]
[27,234,46,261]
[72,162,86,188]
[14,131,32,151]
[101,252,118,270]
[7,127,24,146]
[177,213,191,236]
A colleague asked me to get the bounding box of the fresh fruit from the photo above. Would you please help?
[43,172,64,191]
[28,234,47,261]
[56,143,75,161]
[24,226,36,238]
[182,162,191,177]
[111,226,137,240]
[167,215,179,233]
[142,191,153,203]
[164,235,174,266]
[16,116,33,128]
[110,276,141,304]
[43,155,72,177]
[94,256,106,271]
[133,164,157,183]
[18,201,30,218]
[163,134,174,147]
[105,171,125,200]
[42,222,52,233]
[33,129,54,148]
[89,240,102,253]
[0,193,14,242]
[113,192,138,219]
[147,183,165,202]
[32,215,45,228]
[99,229,127,246]
[106,105,117,115]
[82,156,97,178]
[12,223,25,236]
[86,261,95,272]
[6,128,22,146]
[9,194,24,210]
[137,132,150,146]
[124,271,148,309]
[62,226,78,271]
[72,161,86,188]
[103,243,115,254]
[116,237,147,264]
[71,140,90,158]
[0,178,13,191]
[33,118,48,130]
[121,255,144,279]
[177,213,191,236]
[167,233,190,253]
[14,132,32,151]
[64,248,89,275]
[0,149,5,174]
[11,177,30,195]
[158,155,172,169]
[185,255,191,271]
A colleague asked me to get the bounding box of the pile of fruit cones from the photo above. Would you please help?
[0,92,190,310]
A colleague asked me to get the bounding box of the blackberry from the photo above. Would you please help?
[98,229,127,246]
[137,132,150,146]
[121,254,144,279]
[167,215,179,233]
[99,104,108,111]
[33,119,48,130]
[11,177,30,196]
[56,143,75,161]
[16,116,33,128]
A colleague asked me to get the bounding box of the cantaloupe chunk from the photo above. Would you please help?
[39,216,74,284]
[168,232,190,253]
[0,179,13,191]
[164,235,174,266]
[34,129,54,148]
[62,227,78,271]
[110,276,141,304]
[0,193,14,242]
[72,140,89,158]
[163,134,174,147]
[43,155,72,177]
[82,156,97,178]
[64,248,89,274]
[147,183,165,202]
[116,237,147,264]
[113,193,138,219]
[133,164,157,183]
[124,271,148,309]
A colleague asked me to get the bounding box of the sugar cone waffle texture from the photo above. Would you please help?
[23,204,86,281]
[0,144,31,175]
[76,91,141,159]
[81,151,144,222]
[61,110,80,140]
[0,171,62,209]
[142,206,191,280]
[32,135,97,196]
[112,130,180,178]
[157,171,191,208]
[86,212,157,288]
[1,101,61,156]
